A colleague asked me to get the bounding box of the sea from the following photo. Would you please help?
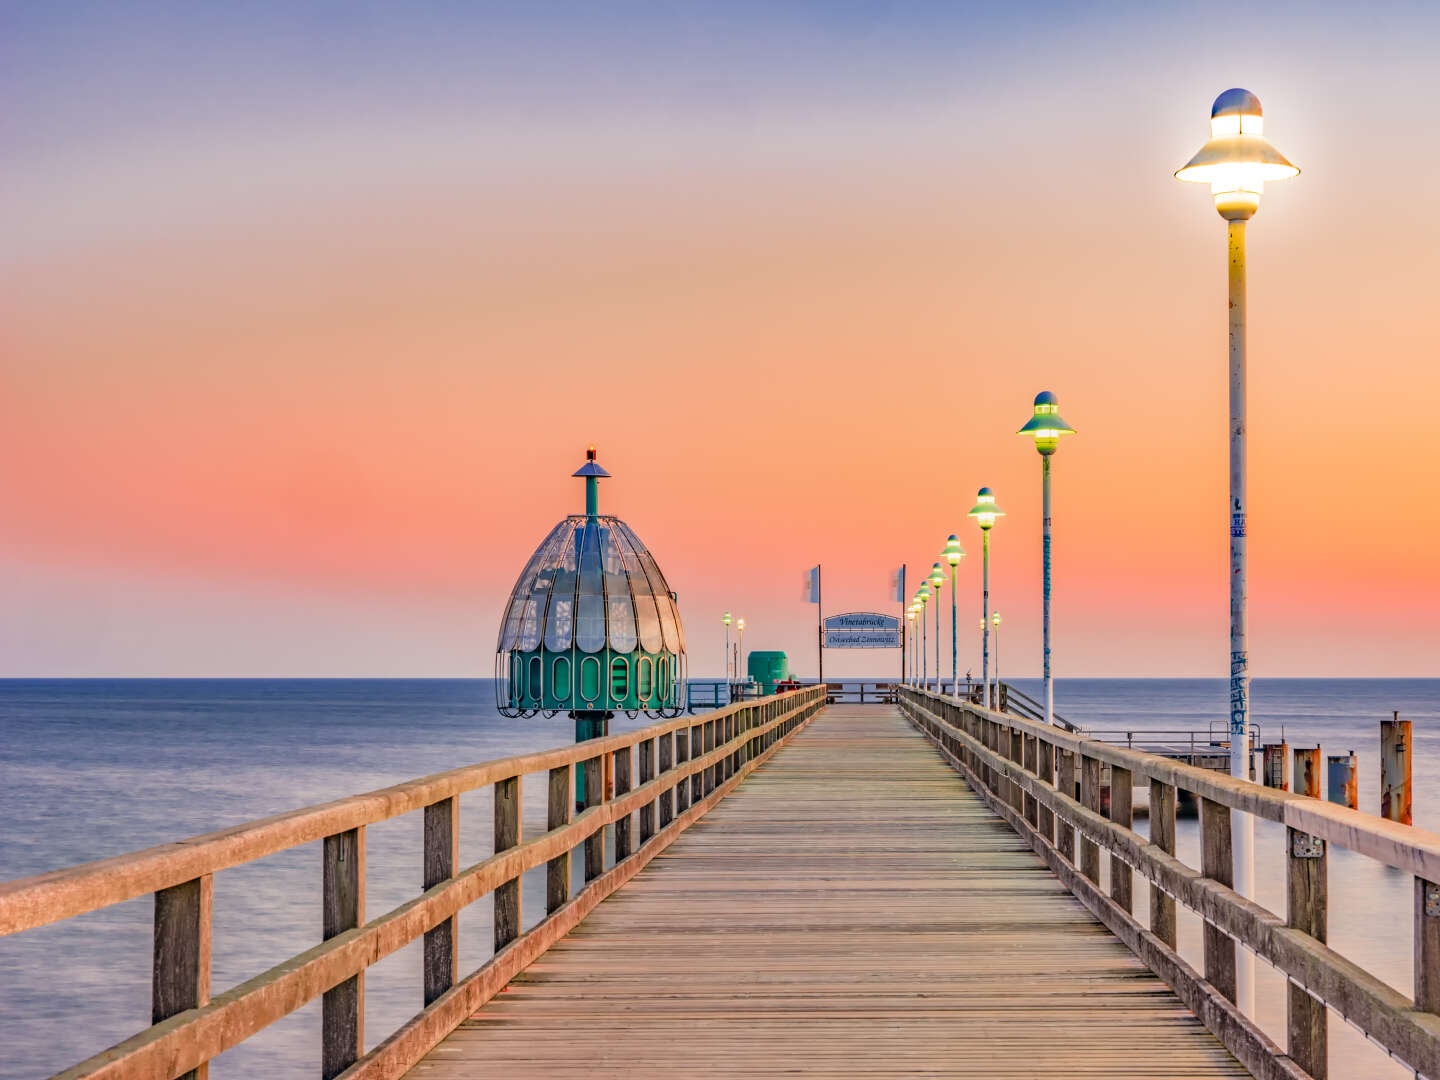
[1,677,1437,1079]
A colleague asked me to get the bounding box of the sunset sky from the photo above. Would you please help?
[2,2,1438,677]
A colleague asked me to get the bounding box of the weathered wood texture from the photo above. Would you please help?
[422,798,459,1006]
[152,875,212,1080]
[323,827,365,1080]
[409,707,1246,1079]
[1287,827,1328,1078]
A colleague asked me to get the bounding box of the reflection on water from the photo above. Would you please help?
[1,678,1435,1077]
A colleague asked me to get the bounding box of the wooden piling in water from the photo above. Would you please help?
[1263,742,1290,790]
[1381,713,1413,825]
[1294,747,1321,799]
[1327,752,1357,810]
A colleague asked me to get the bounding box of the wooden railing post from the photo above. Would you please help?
[422,796,459,1005]
[1150,780,1177,949]
[1079,754,1101,883]
[1201,798,1237,1003]
[1009,726,1024,815]
[1022,733,1039,829]
[322,827,365,1080]
[638,737,656,846]
[691,723,705,804]
[661,730,678,823]
[153,875,212,1080]
[704,718,716,794]
[1036,736,1055,844]
[494,776,521,951]
[674,727,690,814]
[547,765,571,913]
[1288,827,1328,1078]
[1109,766,1133,914]
[614,747,633,860]
[1057,749,1076,863]
[1416,877,1440,1017]
[583,756,604,881]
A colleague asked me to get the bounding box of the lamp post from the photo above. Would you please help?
[737,617,746,693]
[929,563,945,693]
[1177,87,1298,1019]
[1018,392,1075,724]
[992,611,1003,710]
[977,618,985,700]
[906,608,918,684]
[723,611,732,685]
[917,583,931,690]
[967,487,1005,709]
[944,536,966,700]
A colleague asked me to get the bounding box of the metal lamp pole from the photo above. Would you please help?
[918,584,930,690]
[723,612,732,686]
[992,612,1002,708]
[929,563,945,693]
[1177,87,1298,1018]
[968,488,1004,709]
[1018,392,1075,724]
[944,536,965,700]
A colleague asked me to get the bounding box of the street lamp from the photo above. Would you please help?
[944,535,967,700]
[737,617,746,692]
[905,608,918,684]
[1018,391,1075,725]
[991,611,1003,710]
[723,611,732,684]
[1177,87,1298,1019]
[929,563,945,693]
[967,487,1005,709]
[917,583,931,690]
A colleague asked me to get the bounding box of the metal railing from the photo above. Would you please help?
[0,687,825,1080]
[899,685,1440,1080]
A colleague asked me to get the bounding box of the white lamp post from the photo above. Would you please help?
[1018,392,1075,724]
[944,536,967,700]
[967,487,1005,709]
[1177,87,1298,1019]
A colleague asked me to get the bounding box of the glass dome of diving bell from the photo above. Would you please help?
[495,446,687,718]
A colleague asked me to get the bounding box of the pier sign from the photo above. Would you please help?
[822,612,902,649]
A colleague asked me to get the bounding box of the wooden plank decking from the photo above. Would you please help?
[409,705,1247,1078]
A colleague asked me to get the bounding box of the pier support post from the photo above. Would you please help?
[1149,781,1177,949]
[153,874,212,1080]
[1326,752,1357,810]
[1287,827,1328,1078]
[1035,736,1055,844]
[1294,747,1321,799]
[1263,742,1290,790]
[1109,766,1133,914]
[322,827,365,1080]
[638,737,656,846]
[613,747,632,860]
[1201,798,1237,1003]
[494,776,521,951]
[422,796,459,1005]
[1381,714,1412,825]
[547,765,571,913]
[1057,749,1076,864]
[1415,878,1440,1016]
[1079,755,1101,884]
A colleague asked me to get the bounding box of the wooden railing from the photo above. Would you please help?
[898,686,1440,1080]
[0,686,825,1080]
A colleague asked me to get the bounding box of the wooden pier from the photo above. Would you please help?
[413,705,1243,1078]
[6,685,1440,1078]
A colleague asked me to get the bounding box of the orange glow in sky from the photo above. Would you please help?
[1,4,1437,675]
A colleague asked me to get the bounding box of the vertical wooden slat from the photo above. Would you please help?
[674,725,690,813]
[1109,765,1133,914]
[704,719,716,794]
[1057,749,1076,863]
[153,874,212,1080]
[691,724,705,803]
[1150,780,1177,949]
[638,737,656,845]
[1415,877,1440,1015]
[659,731,675,827]
[493,775,521,951]
[546,765,571,914]
[583,756,604,881]
[322,827,365,1080]
[1288,827,1328,1078]
[1009,727,1024,814]
[1201,798,1237,1003]
[1079,755,1101,883]
[1036,736,1055,844]
[422,797,459,1006]
[1022,733,1038,828]
[613,747,633,860]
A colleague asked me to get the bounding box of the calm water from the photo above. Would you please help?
[1,677,1436,1078]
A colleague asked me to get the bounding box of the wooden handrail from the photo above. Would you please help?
[899,686,1440,1080]
[4,686,826,1080]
